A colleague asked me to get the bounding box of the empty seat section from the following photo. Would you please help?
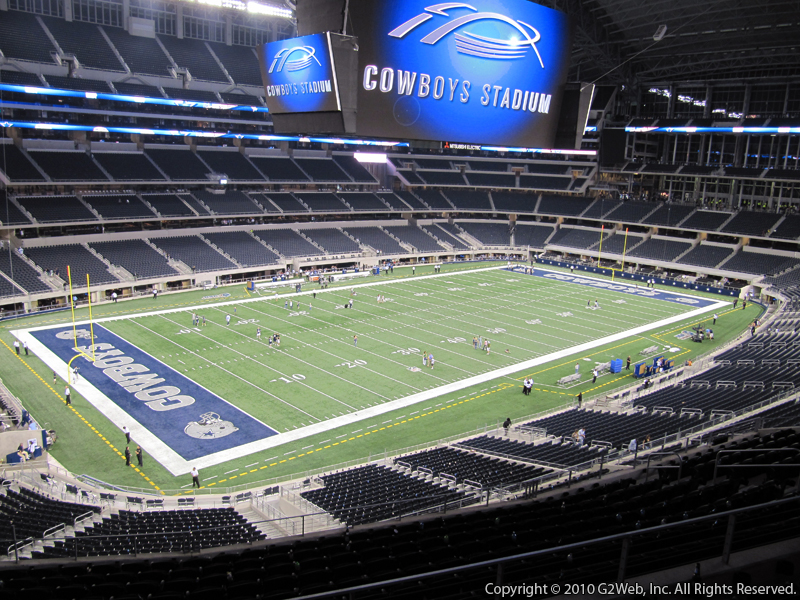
[514,223,554,248]
[416,190,453,210]
[772,214,800,240]
[301,463,470,527]
[418,170,467,185]
[398,169,424,184]
[252,229,323,257]
[28,151,108,181]
[248,156,309,181]
[394,191,427,210]
[339,193,387,211]
[581,198,622,219]
[641,203,695,226]
[597,233,644,254]
[247,193,282,213]
[426,223,470,250]
[0,193,32,225]
[491,191,537,212]
[93,152,166,181]
[414,158,453,169]
[196,151,265,181]
[0,145,45,182]
[162,87,221,102]
[44,74,112,93]
[604,202,657,223]
[721,211,781,236]
[157,36,227,82]
[208,42,262,86]
[457,436,607,468]
[445,190,492,211]
[193,190,262,214]
[384,226,444,252]
[527,162,573,175]
[83,194,157,219]
[465,172,516,187]
[103,27,172,76]
[396,446,548,488]
[627,238,692,261]
[150,236,237,272]
[262,192,306,213]
[537,195,591,216]
[721,251,799,275]
[90,240,178,279]
[548,227,607,249]
[219,91,262,106]
[457,222,510,245]
[468,160,509,171]
[376,192,408,211]
[0,251,52,293]
[518,174,571,190]
[41,17,122,71]
[681,210,731,231]
[202,232,281,267]
[342,227,408,254]
[17,195,97,222]
[0,277,23,298]
[332,155,377,182]
[676,244,735,268]
[293,158,351,182]
[146,149,211,180]
[112,81,163,97]
[294,192,349,212]
[301,229,361,254]
[0,11,54,63]
[140,194,196,217]
[26,244,119,285]
[89,240,178,279]
[0,70,43,86]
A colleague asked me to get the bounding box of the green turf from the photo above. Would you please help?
[2,262,762,494]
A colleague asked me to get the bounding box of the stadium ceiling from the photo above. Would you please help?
[538,0,800,85]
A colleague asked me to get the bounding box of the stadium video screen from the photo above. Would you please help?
[258,32,341,114]
[350,0,572,147]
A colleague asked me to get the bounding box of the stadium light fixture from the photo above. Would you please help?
[354,152,388,164]
[186,0,293,18]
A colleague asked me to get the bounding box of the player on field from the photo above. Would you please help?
[226,314,231,326]
[257,327,261,340]
[422,350,427,367]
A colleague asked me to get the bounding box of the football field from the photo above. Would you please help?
[17,265,729,479]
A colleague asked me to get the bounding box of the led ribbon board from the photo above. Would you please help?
[259,32,341,114]
[351,0,571,147]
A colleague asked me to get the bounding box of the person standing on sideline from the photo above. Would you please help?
[353,335,358,347]
[422,350,427,367]
[576,391,582,408]
[65,386,71,406]
[412,266,416,275]
[733,297,738,309]
[136,446,143,468]
[743,299,747,310]
[713,313,718,325]
[626,356,631,370]
[285,300,288,309]
[191,467,200,488]
[73,366,80,382]
[473,336,478,350]
[23,341,28,356]
[14,340,19,355]
[429,353,435,369]
[592,368,598,384]
[522,378,529,395]
[202,315,206,327]
[226,314,231,326]
[123,425,130,444]
[349,298,353,309]
[503,417,511,435]
[112,291,118,303]
[53,371,57,385]
[575,363,580,375]
[152,288,158,300]
[124,446,131,466]
[485,340,490,354]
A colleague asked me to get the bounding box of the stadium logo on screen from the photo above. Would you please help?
[268,46,322,74]
[388,3,544,67]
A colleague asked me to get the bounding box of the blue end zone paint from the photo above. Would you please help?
[512,267,722,309]
[30,324,278,461]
